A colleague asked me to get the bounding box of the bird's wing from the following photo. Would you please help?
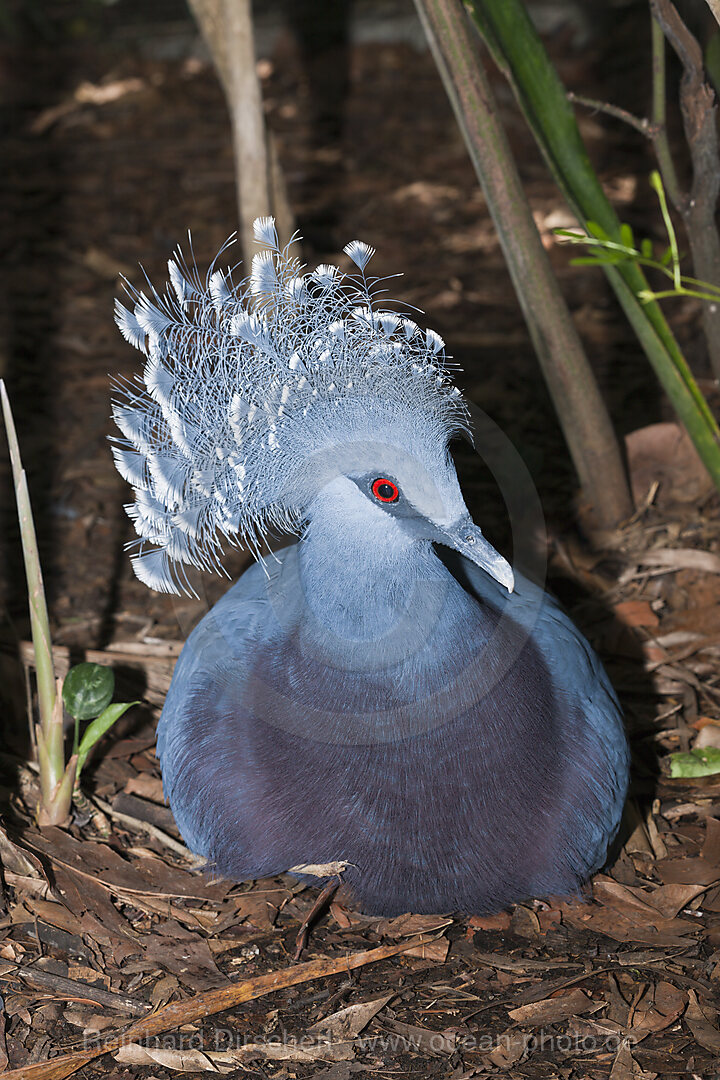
[157,547,291,753]
[461,556,627,764]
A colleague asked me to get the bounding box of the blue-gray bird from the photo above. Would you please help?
[111,219,629,915]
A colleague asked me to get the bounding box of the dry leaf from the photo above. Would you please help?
[609,1036,656,1080]
[289,862,350,877]
[375,913,452,937]
[630,980,686,1038]
[124,775,166,803]
[307,994,393,1040]
[467,912,512,932]
[380,1017,455,1055]
[485,1029,530,1069]
[114,1045,221,1073]
[66,965,110,989]
[329,902,353,929]
[561,900,695,947]
[685,990,720,1055]
[0,1000,8,1073]
[635,883,708,920]
[402,938,449,962]
[75,77,147,106]
[507,988,603,1026]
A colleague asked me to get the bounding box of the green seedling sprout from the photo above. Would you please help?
[62,662,137,784]
[555,171,720,306]
[1,381,137,826]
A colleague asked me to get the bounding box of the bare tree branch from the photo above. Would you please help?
[187,0,293,263]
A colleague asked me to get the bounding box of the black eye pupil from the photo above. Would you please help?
[377,483,394,499]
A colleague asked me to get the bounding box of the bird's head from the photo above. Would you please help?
[111,218,512,595]
[299,409,514,592]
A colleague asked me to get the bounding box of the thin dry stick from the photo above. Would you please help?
[566,91,652,136]
[92,794,201,861]
[0,934,441,1080]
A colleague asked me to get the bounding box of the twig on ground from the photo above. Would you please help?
[91,796,201,863]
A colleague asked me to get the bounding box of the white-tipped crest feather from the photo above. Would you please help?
[253,216,279,248]
[111,218,468,595]
[343,240,375,271]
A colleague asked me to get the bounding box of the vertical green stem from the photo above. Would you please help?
[0,382,62,804]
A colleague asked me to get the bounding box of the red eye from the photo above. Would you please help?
[372,478,399,503]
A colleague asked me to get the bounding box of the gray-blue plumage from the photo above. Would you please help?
[157,538,627,914]
[112,220,629,915]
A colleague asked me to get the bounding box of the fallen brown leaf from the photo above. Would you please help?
[375,912,453,937]
[380,1017,455,1055]
[630,980,686,1039]
[560,897,696,947]
[507,988,603,1026]
[609,1036,657,1080]
[402,938,449,962]
[0,998,8,1073]
[123,774,166,803]
[685,990,720,1055]
[467,912,512,932]
[485,1028,530,1069]
[307,994,394,1040]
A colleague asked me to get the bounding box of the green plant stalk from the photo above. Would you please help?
[41,753,78,826]
[0,381,62,804]
[650,172,682,291]
[465,0,720,489]
[413,0,633,527]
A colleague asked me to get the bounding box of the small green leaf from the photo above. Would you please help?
[63,660,115,721]
[659,246,673,267]
[571,253,627,266]
[619,223,634,250]
[62,663,115,721]
[586,221,610,241]
[640,238,653,259]
[553,228,587,241]
[669,747,720,778]
[76,701,139,777]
